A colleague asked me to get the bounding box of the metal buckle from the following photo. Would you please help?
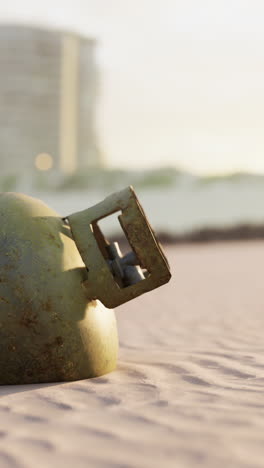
[67,186,171,308]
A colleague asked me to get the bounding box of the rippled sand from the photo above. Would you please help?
[1,241,264,468]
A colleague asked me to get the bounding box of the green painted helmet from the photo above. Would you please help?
[0,187,170,385]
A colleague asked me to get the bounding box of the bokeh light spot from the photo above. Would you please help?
[35,153,53,171]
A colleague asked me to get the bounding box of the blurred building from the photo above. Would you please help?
[0,24,101,177]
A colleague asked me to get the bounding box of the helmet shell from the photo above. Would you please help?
[0,193,118,384]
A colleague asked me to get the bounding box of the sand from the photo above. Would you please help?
[1,241,264,468]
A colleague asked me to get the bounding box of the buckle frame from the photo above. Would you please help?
[67,186,171,309]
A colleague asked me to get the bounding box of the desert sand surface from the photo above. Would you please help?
[1,241,264,468]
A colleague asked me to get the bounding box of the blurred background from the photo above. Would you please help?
[1,0,264,239]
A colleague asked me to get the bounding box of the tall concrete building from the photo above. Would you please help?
[0,24,101,176]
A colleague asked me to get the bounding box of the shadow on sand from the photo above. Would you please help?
[0,381,61,397]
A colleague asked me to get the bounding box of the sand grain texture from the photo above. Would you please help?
[1,242,264,467]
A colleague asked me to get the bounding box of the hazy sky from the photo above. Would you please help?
[1,0,264,173]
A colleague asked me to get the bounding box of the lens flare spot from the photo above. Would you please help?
[35,153,53,171]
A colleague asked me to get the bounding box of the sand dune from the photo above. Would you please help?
[1,242,264,467]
